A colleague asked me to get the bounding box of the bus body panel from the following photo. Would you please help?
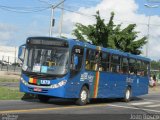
[65,71,87,98]
[98,72,128,98]
[135,76,149,96]
[99,72,114,98]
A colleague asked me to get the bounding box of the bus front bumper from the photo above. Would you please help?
[20,78,67,98]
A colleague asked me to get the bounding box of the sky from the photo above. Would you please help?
[0,0,160,60]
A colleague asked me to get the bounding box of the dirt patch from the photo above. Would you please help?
[0,71,20,79]
[149,85,160,94]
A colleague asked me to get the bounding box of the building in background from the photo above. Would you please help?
[0,46,19,64]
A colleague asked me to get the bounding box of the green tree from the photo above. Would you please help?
[151,60,160,70]
[72,11,147,55]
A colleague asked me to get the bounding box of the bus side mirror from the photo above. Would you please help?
[18,44,26,62]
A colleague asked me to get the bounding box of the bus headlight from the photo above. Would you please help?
[20,77,28,86]
[51,80,67,88]
[20,78,67,89]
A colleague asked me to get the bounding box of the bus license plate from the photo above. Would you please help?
[34,88,42,92]
[40,80,51,85]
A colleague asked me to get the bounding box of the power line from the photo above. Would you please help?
[0,5,50,13]
[57,6,160,27]
[37,0,52,6]
[49,0,66,36]
[0,2,159,27]
[0,4,51,13]
[57,6,94,18]
[0,4,49,10]
[0,7,50,13]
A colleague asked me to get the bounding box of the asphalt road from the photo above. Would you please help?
[0,93,160,120]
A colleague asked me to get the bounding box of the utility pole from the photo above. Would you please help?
[49,0,65,37]
[144,4,159,57]
[59,2,64,37]
[49,5,54,36]
[14,46,17,63]
[146,15,150,57]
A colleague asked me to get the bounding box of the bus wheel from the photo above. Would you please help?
[124,87,131,102]
[76,86,89,106]
[38,95,50,103]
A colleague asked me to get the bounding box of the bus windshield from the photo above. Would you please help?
[22,46,69,75]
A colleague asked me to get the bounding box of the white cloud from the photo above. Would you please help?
[1,0,158,60]
[60,0,160,60]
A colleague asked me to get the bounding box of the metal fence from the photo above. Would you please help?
[0,56,36,100]
[0,56,21,72]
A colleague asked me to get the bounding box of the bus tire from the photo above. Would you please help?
[38,95,50,103]
[124,87,131,102]
[76,86,89,106]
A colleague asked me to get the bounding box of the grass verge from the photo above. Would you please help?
[0,77,19,82]
[0,87,24,100]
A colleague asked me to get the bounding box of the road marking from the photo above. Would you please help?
[0,104,108,114]
[130,102,153,106]
[146,104,160,108]
[143,99,160,103]
[1,102,160,114]
[108,104,160,113]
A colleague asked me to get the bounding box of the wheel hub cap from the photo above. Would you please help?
[126,90,130,99]
[81,90,87,102]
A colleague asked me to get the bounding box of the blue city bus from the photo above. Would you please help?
[18,37,150,105]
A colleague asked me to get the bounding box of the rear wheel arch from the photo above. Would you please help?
[81,83,90,97]
[128,85,131,89]
[82,83,90,91]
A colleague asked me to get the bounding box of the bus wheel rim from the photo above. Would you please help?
[81,90,87,102]
[126,90,130,100]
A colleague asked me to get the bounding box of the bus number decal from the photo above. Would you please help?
[126,77,134,83]
[80,72,88,81]
[75,49,81,53]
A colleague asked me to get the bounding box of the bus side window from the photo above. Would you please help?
[85,49,99,71]
[135,60,149,77]
[129,59,136,75]
[141,61,149,76]
[136,60,141,76]
[100,52,110,71]
[121,57,128,74]
[85,49,92,70]
[71,46,84,72]
[110,55,120,73]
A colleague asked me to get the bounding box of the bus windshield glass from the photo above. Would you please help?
[22,46,69,75]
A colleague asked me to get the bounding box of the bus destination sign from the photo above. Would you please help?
[27,39,68,47]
